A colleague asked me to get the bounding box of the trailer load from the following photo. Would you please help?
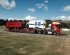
[6,20,60,35]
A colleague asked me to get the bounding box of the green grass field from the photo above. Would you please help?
[61,31,70,35]
[0,32,70,55]
[0,26,5,30]
[0,26,70,55]
[0,32,63,55]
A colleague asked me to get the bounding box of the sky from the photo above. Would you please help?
[0,0,70,20]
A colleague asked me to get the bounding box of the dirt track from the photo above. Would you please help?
[0,30,70,38]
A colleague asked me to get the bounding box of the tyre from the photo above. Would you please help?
[38,30,41,34]
[35,30,37,34]
[53,32,57,35]
[57,33,60,36]
[42,31,46,35]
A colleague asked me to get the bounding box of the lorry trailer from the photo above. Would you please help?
[6,20,60,35]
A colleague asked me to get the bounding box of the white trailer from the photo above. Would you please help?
[29,20,46,28]
[28,20,47,34]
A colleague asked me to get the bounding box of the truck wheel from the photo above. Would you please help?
[53,32,57,35]
[38,30,41,34]
[57,33,60,36]
[41,30,43,34]
[35,30,37,34]
[43,31,46,35]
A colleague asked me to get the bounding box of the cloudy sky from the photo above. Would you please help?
[0,0,70,20]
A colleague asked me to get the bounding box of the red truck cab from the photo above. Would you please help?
[52,22,60,35]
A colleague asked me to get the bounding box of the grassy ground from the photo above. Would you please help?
[0,32,70,55]
[0,26,70,55]
[61,31,70,35]
[0,26,5,30]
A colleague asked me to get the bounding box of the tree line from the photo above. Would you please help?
[0,19,70,28]
[60,22,70,28]
[0,19,6,26]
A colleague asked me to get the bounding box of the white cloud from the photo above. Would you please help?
[0,0,16,9]
[36,4,42,8]
[52,15,70,20]
[44,0,48,3]
[67,16,70,20]
[36,3,48,11]
[8,15,36,21]
[38,5,42,8]
[28,8,36,12]
[62,5,70,11]
[36,4,40,6]
[44,6,48,11]
[25,15,36,20]
[8,18,18,21]
[35,0,48,11]
[8,18,24,21]
[41,3,46,6]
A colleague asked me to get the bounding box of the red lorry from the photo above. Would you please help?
[6,20,60,35]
